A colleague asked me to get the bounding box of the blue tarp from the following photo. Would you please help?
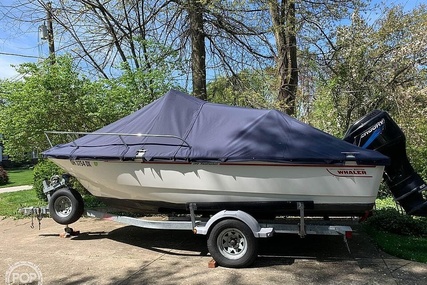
[43,90,390,165]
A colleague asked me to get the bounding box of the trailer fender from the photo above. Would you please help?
[194,210,274,238]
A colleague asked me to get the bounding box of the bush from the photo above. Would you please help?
[366,208,427,237]
[33,159,89,201]
[0,166,9,185]
[33,160,64,201]
[377,182,393,199]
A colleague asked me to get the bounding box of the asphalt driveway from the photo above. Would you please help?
[1,216,426,284]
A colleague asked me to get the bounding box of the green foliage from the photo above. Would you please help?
[33,159,91,201]
[306,5,427,192]
[365,201,427,263]
[365,225,427,263]
[0,51,181,162]
[366,208,427,237]
[308,6,427,134]
[0,189,103,218]
[0,166,9,185]
[0,56,103,160]
[91,40,182,123]
[393,88,427,182]
[33,160,64,201]
[0,190,42,217]
[82,195,105,208]
[207,69,277,108]
[375,194,395,207]
[0,168,33,188]
[306,85,344,137]
[374,182,397,199]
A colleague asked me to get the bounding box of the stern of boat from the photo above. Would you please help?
[344,110,427,216]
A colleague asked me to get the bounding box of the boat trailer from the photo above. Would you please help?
[20,176,353,268]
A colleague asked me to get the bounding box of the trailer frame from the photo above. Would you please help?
[19,175,353,267]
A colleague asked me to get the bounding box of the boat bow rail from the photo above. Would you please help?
[44,131,192,160]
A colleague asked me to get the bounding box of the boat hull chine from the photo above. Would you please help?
[95,197,375,217]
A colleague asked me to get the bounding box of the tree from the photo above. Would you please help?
[0,1,186,90]
[0,54,177,161]
[0,56,97,160]
[307,4,427,181]
[0,0,381,115]
[265,0,366,116]
[186,0,207,99]
[164,0,274,98]
[311,5,427,133]
[0,0,273,99]
[268,0,298,115]
[207,68,277,108]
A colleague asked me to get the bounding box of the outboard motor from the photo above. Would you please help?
[344,110,427,216]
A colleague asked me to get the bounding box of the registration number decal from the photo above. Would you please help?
[71,160,94,167]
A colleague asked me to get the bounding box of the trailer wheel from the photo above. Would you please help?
[207,219,258,268]
[49,188,84,225]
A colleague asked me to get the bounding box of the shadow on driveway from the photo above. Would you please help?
[67,223,384,266]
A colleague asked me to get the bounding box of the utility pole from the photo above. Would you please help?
[46,2,55,63]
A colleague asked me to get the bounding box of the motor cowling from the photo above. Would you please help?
[344,110,427,216]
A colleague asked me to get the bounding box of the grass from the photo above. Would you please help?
[364,197,427,263]
[0,168,34,188]
[0,186,103,218]
[0,167,37,217]
[0,190,43,217]
[0,165,102,218]
[365,225,427,263]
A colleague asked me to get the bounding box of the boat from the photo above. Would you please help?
[344,110,427,216]
[43,90,426,222]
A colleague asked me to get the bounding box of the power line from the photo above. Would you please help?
[0,51,40,59]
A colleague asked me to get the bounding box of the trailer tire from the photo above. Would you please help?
[49,188,84,225]
[207,219,258,268]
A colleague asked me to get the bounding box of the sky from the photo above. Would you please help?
[0,0,50,80]
[0,0,424,81]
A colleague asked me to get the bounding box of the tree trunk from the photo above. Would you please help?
[188,0,207,100]
[269,0,298,116]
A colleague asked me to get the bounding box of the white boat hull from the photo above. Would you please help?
[50,158,384,216]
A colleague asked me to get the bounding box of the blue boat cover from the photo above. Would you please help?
[43,90,389,165]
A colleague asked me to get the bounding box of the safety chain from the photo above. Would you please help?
[28,207,46,230]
